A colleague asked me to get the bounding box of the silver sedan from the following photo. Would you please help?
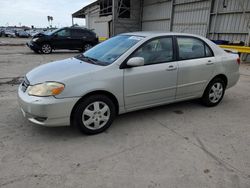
[18,32,240,134]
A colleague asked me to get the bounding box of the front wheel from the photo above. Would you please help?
[41,43,52,54]
[72,95,116,135]
[202,78,226,107]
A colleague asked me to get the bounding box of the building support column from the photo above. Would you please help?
[211,0,220,39]
[206,0,214,38]
[170,0,174,32]
[112,0,118,36]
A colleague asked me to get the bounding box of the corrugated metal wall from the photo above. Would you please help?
[208,0,250,42]
[142,0,172,31]
[141,0,211,36]
[139,0,250,43]
[172,0,211,36]
[80,0,250,43]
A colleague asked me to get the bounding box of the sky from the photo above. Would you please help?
[0,0,96,28]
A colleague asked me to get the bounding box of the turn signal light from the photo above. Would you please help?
[51,87,64,95]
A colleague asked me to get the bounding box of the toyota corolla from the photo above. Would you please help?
[18,32,240,134]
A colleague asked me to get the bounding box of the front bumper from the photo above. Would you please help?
[18,85,79,127]
[26,41,41,52]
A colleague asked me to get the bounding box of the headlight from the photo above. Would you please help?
[32,37,39,42]
[28,82,65,97]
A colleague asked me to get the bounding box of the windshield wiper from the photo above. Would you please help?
[84,56,98,65]
[75,54,107,66]
[75,54,98,65]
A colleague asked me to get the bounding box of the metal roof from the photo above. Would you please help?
[72,0,99,18]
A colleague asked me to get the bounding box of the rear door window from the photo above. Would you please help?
[82,30,94,38]
[177,37,213,60]
[71,29,93,38]
[56,29,70,37]
[205,45,213,57]
[71,29,82,37]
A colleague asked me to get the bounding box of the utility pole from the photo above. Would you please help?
[72,16,74,26]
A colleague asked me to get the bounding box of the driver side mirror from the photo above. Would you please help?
[53,33,58,38]
[127,57,144,67]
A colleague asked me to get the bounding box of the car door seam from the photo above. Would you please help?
[126,86,177,97]
[177,80,207,88]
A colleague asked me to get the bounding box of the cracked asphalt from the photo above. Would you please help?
[0,38,250,188]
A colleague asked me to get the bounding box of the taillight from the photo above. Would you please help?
[237,57,240,65]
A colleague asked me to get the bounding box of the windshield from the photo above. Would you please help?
[82,35,144,65]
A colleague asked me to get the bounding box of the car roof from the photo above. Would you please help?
[120,31,226,56]
[65,27,89,30]
[63,27,95,33]
[121,31,204,38]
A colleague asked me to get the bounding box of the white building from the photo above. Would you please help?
[72,0,113,40]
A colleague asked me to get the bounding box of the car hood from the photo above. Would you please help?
[26,57,102,84]
[32,32,46,38]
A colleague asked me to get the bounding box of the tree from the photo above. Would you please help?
[47,16,54,28]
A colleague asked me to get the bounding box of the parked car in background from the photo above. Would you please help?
[26,29,45,37]
[26,27,99,54]
[0,29,4,37]
[18,32,240,134]
[16,30,30,38]
[4,30,16,37]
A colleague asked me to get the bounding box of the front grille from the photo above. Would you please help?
[21,77,30,92]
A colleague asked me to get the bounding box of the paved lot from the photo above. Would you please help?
[0,40,250,188]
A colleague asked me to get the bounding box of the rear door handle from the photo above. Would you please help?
[206,60,214,65]
[166,65,177,71]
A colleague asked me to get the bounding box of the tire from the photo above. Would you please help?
[41,43,52,54]
[83,43,93,52]
[33,49,40,54]
[72,95,116,135]
[202,78,226,107]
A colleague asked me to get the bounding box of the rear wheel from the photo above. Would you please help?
[41,43,52,54]
[83,43,93,52]
[72,95,116,135]
[202,78,226,107]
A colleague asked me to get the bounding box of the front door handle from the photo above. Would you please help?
[166,65,177,71]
